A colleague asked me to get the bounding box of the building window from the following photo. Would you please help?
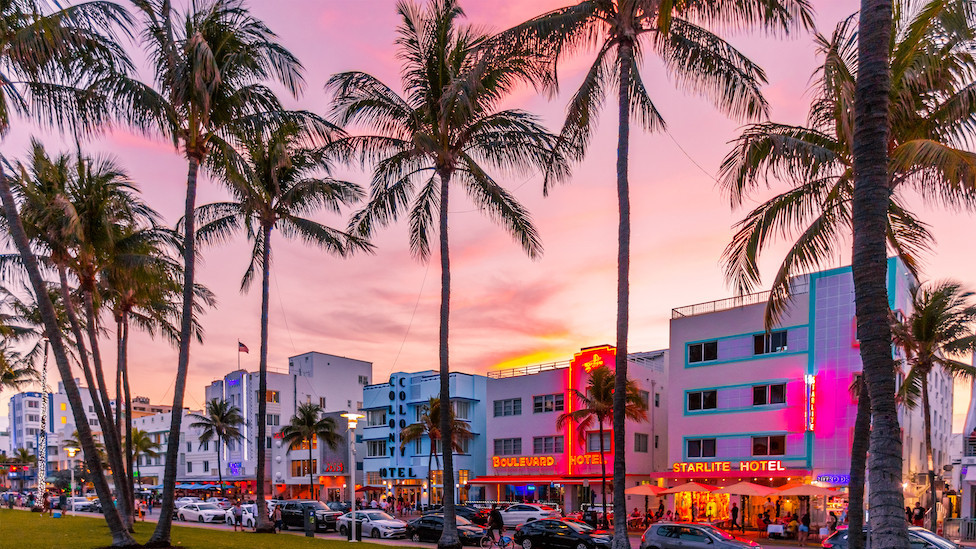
[266,414,280,426]
[452,400,471,420]
[586,432,612,453]
[654,393,660,407]
[687,438,717,458]
[27,401,38,408]
[639,391,650,409]
[367,409,387,426]
[654,435,659,449]
[187,462,193,473]
[293,436,318,451]
[203,461,210,472]
[201,441,209,451]
[533,436,564,454]
[431,470,444,486]
[494,438,522,456]
[688,341,718,363]
[533,394,564,413]
[458,470,469,485]
[414,439,422,454]
[60,416,66,424]
[635,433,649,453]
[687,390,717,411]
[366,440,387,457]
[60,403,67,411]
[186,442,192,452]
[754,331,788,355]
[358,375,369,385]
[752,435,786,456]
[290,459,316,476]
[319,397,327,409]
[26,414,39,422]
[266,437,272,449]
[493,398,522,417]
[366,472,382,485]
[266,390,279,403]
[753,384,787,406]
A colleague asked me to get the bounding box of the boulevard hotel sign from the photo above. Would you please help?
[672,460,787,473]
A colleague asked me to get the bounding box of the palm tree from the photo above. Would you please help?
[329,3,571,545]
[189,399,244,498]
[400,397,473,504]
[718,3,976,543]
[118,2,305,540]
[129,428,161,491]
[280,403,342,501]
[195,115,369,526]
[556,366,646,529]
[507,4,812,543]
[891,281,976,531]
[0,347,34,393]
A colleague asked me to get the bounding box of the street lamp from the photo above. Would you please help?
[65,446,79,514]
[341,412,364,543]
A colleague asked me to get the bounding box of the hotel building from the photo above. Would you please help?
[473,346,668,512]
[667,258,952,522]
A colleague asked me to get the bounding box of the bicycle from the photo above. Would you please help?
[480,533,514,549]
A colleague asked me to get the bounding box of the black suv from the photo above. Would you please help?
[279,500,341,532]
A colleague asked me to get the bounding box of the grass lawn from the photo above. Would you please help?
[0,509,395,549]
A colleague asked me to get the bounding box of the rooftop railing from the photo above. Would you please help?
[672,279,810,319]
[487,360,570,379]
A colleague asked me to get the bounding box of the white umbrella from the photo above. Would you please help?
[714,481,779,497]
[662,482,719,494]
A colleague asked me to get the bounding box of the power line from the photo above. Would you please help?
[386,260,430,380]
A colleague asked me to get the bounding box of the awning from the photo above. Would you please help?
[964,468,976,482]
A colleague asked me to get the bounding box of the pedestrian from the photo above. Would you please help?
[657,500,665,519]
[232,501,244,532]
[799,512,810,546]
[147,498,153,516]
[775,498,782,520]
[730,502,740,532]
[273,504,283,533]
[827,511,838,532]
[139,500,147,522]
[905,506,912,523]
[43,492,51,516]
[912,502,925,527]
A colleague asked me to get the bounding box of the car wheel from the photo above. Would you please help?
[179,514,185,521]
[198,516,204,523]
[340,525,347,536]
[371,528,380,539]
[522,540,532,549]
[576,543,588,549]
[412,533,421,542]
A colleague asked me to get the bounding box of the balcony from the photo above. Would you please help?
[964,438,976,457]
[672,279,810,319]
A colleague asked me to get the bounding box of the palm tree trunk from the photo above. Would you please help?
[0,168,135,546]
[149,155,201,547]
[436,168,460,549]
[217,441,223,500]
[849,382,871,549]
[922,373,938,531]
[612,35,634,549]
[428,440,435,508]
[122,317,134,521]
[254,223,274,532]
[81,289,131,528]
[851,0,908,547]
[599,420,609,529]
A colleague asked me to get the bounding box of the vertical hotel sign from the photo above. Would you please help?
[804,374,816,432]
[567,345,617,475]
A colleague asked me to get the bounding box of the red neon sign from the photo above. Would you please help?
[571,345,616,374]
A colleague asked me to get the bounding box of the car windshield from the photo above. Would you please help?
[913,530,956,549]
[198,504,219,510]
[565,521,595,533]
[366,512,394,521]
[700,526,736,541]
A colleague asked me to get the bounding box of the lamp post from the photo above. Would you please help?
[65,446,79,514]
[341,412,364,543]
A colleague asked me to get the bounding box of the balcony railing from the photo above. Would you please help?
[487,360,570,379]
[672,279,810,319]
[964,439,976,457]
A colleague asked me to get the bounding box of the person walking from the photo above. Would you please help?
[730,502,740,532]
[232,501,244,532]
[42,492,51,516]
[272,504,283,533]
[912,502,925,527]
[799,512,810,546]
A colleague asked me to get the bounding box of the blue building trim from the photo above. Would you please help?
[683,324,809,368]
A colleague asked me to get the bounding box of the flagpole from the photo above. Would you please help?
[238,340,241,371]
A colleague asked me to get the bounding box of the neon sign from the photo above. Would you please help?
[816,474,850,484]
[229,462,243,475]
[571,345,616,374]
[569,454,606,466]
[672,460,786,473]
[805,374,816,432]
[493,456,556,468]
[322,462,344,473]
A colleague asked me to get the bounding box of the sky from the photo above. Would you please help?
[1,0,974,430]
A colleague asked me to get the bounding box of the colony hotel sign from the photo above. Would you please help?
[672,460,786,473]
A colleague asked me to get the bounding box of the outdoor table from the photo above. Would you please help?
[767,524,785,537]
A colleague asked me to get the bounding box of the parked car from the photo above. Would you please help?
[177,502,226,523]
[499,504,561,526]
[453,505,490,526]
[327,501,351,513]
[822,527,957,549]
[65,496,93,512]
[515,518,613,549]
[337,510,408,539]
[207,497,232,510]
[641,523,760,549]
[406,514,487,545]
[279,500,340,532]
[175,496,204,507]
[224,504,258,528]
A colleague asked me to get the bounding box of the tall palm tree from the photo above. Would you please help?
[196,115,368,528]
[719,3,976,543]
[507,4,812,544]
[891,281,976,531]
[129,428,161,490]
[0,346,34,393]
[120,2,305,541]
[556,366,647,529]
[189,399,244,498]
[400,397,473,504]
[280,402,341,502]
[329,3,570,545]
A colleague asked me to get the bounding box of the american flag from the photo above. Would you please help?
[238,341,249,353]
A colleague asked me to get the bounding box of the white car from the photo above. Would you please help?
[66,497,93,512]
[175,496,204,507]
[499,504,561,526]
[225,504,258,528]
[338,510,408,539]
[207,497,232,510]
[178,502,226,523]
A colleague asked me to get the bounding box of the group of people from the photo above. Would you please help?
[627,501,670,529]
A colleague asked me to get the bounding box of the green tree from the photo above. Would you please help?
[507,3,812,543]
[120,1,306,541]
[400,397,473,503]
[892,281,976,531]
[196,115,368,527]
[0,347,34,393]
[329,2,570,545]
[279,403,341,502]
[556,366,646,528]
[189,399,244,499]
[129,429,162,491]
[718,3,976,543]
